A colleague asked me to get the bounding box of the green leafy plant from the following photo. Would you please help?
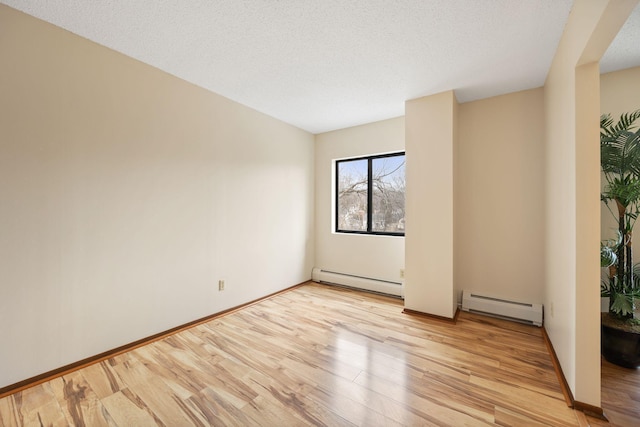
[601,110,640,319]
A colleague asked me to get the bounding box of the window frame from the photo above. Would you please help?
[335,151,405,237]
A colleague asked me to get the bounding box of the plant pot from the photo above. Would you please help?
[601,314,640,369]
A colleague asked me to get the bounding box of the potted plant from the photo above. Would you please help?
[600,109,640,368]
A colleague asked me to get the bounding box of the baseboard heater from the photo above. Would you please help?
[462,290,543,327]
[311,267,403,298]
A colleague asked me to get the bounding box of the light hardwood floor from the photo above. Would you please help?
[0,282,586,426]
[587,358,640,427]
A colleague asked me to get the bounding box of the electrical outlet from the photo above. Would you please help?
[218,280,225,291]
[400,269,405,278]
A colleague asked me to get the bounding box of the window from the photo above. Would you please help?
[336,152,405,236]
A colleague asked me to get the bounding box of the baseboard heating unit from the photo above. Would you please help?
[462,290,543,326]
[311,267,403,298]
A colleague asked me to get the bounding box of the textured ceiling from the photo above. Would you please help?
[2,1,634,134]
[601,4,640,74]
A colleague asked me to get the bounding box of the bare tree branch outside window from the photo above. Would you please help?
[336,153,405,235]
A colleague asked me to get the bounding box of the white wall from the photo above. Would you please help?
[314,117,405,285]
[0,5,315,388]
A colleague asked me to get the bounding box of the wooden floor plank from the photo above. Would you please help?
[5,383,69,427]
[49,373,115,427]
[587,357,640,427]
[0,283,587,426]
[99,390,162,427]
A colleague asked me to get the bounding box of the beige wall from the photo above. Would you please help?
[601,66,640,114]
[314,117,405,288]
[544,0,637,407]
[318,89,548,314]
[0,5,315,388]
[545,25,579,405]
[4,0,640,403]
[600,66,640,261]
[405,91,457,318]
[456,88,545,304]
[574,61,604,407]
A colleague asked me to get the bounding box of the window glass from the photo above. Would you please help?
[337,159,368,231]
[336,153,405,236]
[372,156,405,233]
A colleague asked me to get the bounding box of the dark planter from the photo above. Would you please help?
[601,320,640,369]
